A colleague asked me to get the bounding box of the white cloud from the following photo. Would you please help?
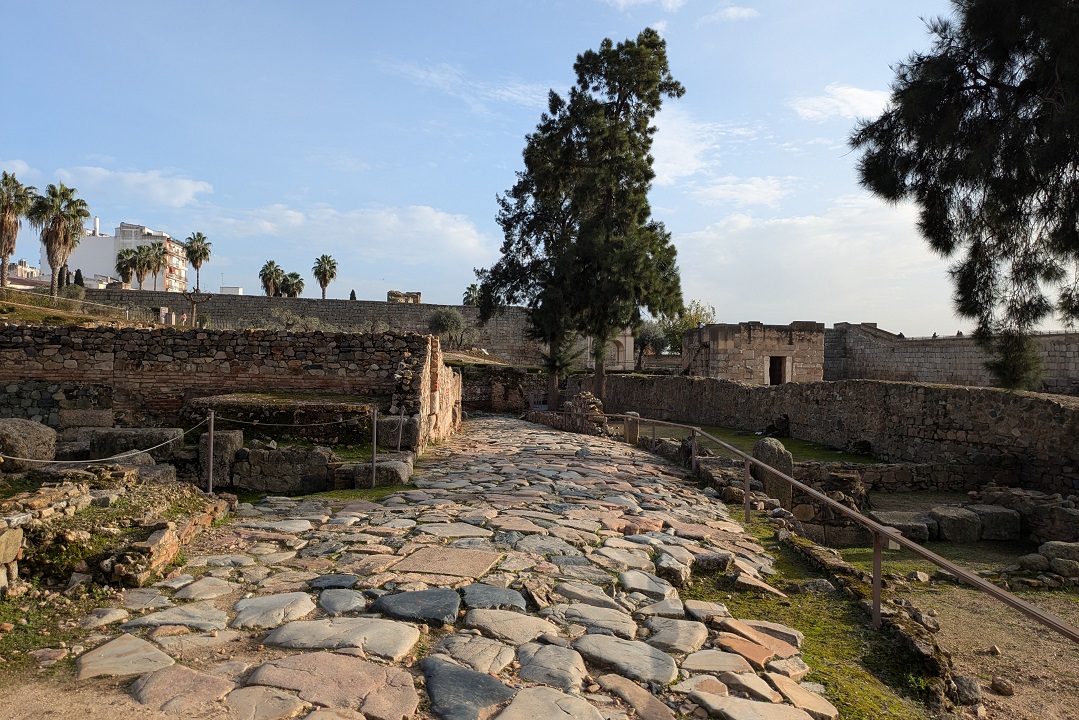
[55,166,213,208]
[789,83,889,121]
[674,194,962,335]
[0,159,36,180]
[698,4,759,25]
[652,107,725,186]
[692,176,791,207]
[603,0,687,11]
[389,60,549,114]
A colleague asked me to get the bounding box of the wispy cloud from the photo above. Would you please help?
[692,176,792,207]
[652,107,764,187]
[603,0,687,11]
[697,3,759,25]
[789,83,889,121]
[56,166,213,208]
[388,60,549,115]
[0,158,37,180]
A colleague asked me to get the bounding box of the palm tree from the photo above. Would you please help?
[259,260,284,297]
[311,254,337,299]
[114,247,138,286]
[184,232,211,291]
[462,283,481,306]
[0,172,37,289]
[28,183,90,297]
[149,240,168,291]
[133,244,156,290]
[281,271,304,298]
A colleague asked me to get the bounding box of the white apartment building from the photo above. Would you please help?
[45,218,189,292]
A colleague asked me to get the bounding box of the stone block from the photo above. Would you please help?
[0,418,57,472]
[929,506,982,543]
[0,528,23,564]
[869,511,935,542]
[199,430,244,488]
[352,460,412,488]
[1039,541,1079,562]
[752,437,794,509]
[86,428,183,463]
[967,505,1021,541]
[231,445,335,493]
[823,524,872,547]
[58,408,114,429]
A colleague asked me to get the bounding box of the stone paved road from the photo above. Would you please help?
[69,416,837,720]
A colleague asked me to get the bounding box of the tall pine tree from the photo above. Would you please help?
[478,28,683,403]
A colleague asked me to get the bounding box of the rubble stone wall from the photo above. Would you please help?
[567,375,1079,495]
[85,288,545,365]
[0,326,462,450]
[825,322,1079,395]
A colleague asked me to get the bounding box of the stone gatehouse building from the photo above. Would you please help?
[682,321,825,385]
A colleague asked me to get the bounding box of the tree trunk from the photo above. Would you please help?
[322,286,327,300]
[594,350,607,405]
[195,267,200,292]
[0,255,9,288]
[635,346,645,371]
[547,371,560,411]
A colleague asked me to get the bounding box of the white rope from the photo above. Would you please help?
[0,418,209,466]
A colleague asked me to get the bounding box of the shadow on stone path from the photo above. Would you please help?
[69,416,838,720]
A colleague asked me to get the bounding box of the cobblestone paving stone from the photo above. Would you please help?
[70,416,839,720]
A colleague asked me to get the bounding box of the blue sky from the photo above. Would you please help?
[2,0,1024,337]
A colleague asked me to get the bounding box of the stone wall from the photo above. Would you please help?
[825,322,1079,395]
[682,322,824,384]
[0,326,461,451]
[567,375,1079,495]
[84,288,544,365]
[460,365,549,412]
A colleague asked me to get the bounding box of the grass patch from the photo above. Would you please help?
[840,540,1041,578]
[301,486,403,502]
[0,583,112,676]
[0,475,41,501]
[691,424,879,464]
[680,519,934,720]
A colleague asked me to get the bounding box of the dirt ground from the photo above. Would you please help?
[915,586,1079,720]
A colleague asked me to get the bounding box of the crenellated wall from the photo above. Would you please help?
[566,375,1079,495]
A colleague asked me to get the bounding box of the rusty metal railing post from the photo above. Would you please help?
[624,417,629,444]
[871,531,883,629]
[742,458,752,525]
[690,429,698,474]
[651,421,656,451]
[206,410,214,495]
[371,408,378,489]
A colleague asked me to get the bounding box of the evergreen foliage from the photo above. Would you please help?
[477,28,684,402]
[850,0,1079,383]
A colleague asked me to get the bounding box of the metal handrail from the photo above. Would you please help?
[528,408,1079,645]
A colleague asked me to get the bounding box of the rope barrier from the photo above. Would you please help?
[0,417,209,467]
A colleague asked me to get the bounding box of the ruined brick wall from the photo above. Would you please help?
[567,375,1079,495]
[825,323,1079,395]
[683,322,824,384]
[0,327,462,451]
[84,289,544,365]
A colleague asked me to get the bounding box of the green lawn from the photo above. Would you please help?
[689,424,879,464]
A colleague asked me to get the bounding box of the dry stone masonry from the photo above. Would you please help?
[0,326,461,451]
[571,375,1079,495]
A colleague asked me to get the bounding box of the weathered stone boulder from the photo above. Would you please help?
[1039,541,1079,563]
[199,430,244,488]
[929,506,982,543]
[0,528,23,564]
[0,418,57,472]
[86,428,183,463]
[752,438,794,509]
[967,505,1021,541]
[868,511,938,542]
[232,445,336,493]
